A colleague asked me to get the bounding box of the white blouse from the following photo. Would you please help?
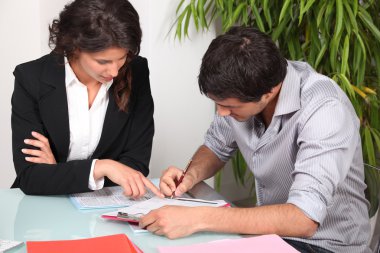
[65,59,113,190]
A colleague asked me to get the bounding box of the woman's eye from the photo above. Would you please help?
[96,60,108,65]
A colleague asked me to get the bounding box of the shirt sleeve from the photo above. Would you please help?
[287,98,360,223]
[88,159,104,190]
[204,114,238,162]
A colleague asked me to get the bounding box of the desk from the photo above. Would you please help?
[0,182,241,252]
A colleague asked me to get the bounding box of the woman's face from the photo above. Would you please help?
[70,47,128,85]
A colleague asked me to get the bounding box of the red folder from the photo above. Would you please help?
[26,234,142,253]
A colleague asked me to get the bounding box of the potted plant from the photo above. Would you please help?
[172,0,380,216]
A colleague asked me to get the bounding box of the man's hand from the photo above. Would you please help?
[139,206,205,239]
[159,166,196,197]
[94,159,164,199]
[22,131,57,164]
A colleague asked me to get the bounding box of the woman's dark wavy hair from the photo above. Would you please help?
[49,0,142,111]
[198,26,287,102]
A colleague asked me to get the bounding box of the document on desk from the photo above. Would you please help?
[157,234,300,253]
[101,196,229,233]
[119,196,229,216]
[69,186,155,210]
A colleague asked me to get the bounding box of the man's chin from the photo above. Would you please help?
[231,116,248,122]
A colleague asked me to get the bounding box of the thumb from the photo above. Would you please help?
[174,176,194,196]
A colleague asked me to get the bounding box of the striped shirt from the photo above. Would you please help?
[204,61,371,253]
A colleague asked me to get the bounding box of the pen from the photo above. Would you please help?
[171,159,193,198]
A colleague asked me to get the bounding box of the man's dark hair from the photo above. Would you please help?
[49,0,142,111]
[198,26,287,102]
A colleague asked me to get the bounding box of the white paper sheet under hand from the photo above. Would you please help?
[106,196,228,233]
[69,186,154,209]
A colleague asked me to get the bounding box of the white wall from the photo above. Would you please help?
[0,0,216,188]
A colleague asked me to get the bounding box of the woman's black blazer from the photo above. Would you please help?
[11,53,154,195]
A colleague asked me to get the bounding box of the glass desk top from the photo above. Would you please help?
[0,182,241,253]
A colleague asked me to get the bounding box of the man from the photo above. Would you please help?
[140,27,371,253]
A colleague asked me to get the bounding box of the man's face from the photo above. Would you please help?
[208,94,268,122]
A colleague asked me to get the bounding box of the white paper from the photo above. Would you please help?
[102,196,228,233]
[69,186,154,209]
[118,196,228,216]
[0,239,23,252]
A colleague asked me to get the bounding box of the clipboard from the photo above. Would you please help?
[101,211,141,224]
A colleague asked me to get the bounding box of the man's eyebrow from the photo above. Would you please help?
[215,103,239,108]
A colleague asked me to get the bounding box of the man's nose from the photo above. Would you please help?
[216,105,231,117]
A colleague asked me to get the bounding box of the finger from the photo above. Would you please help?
[152,228,164,236]
[160,167,183,194]
[24,139,45,149]
[21,148,44,157]
[128,178,141,199]
[25,156,46,163]
[159,180,174,197]
[139,212,156,229]
[31,131,49,144]
[122,183,133,197]
[134,176,146,198]
[174,176,194,197]
[142,177,164,198]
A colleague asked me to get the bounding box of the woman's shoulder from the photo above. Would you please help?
[129,56,149,73]
[14,53,62,77]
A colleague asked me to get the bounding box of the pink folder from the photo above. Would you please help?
[158,234,300,253]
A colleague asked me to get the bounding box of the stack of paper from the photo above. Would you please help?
[26,234,142,253]
[69,186,154,209]
[157,234,299,253]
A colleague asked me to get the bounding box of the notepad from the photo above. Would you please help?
[26,234,142,253]
[157,234,300,253]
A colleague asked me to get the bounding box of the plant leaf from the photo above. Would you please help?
[341,35,350,75]
[232,3,247,25]
[262,0,272,28]
[364,126,376,165]
[358,7,380,42]
[176,0,186,14]
[279,0,291,24]
[250,3,265,32]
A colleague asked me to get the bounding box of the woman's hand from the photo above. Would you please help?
[22,131,57,164]
[94,159,164,199]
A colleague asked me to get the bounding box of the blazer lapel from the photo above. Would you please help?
[93,87,131,157]
[38,54,70,161]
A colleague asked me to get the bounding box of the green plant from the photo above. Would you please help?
[173,0,380,214]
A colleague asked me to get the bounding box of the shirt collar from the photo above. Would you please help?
[64,57,113,90]
[273,61,301,116]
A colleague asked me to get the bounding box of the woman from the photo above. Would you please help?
[11,0,162,197]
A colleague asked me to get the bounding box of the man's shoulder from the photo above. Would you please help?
[292,61,344,105]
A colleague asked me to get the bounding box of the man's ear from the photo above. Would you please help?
[261,83,282,102]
